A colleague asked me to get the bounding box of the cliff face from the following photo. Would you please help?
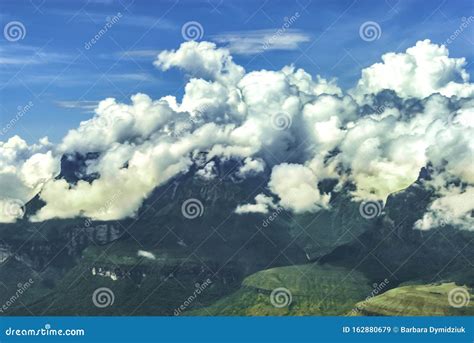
[321,181,474,287]
[0,157,472,315]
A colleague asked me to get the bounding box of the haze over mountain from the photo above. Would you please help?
[1,39,473,231]
[0,38,472,316]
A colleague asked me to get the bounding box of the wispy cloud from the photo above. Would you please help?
[55,100,99,113]
[0,45,73,65]
[107,73,156,82]
[118,49,160,59]
[50,9,176,30]
[212,29,311,55]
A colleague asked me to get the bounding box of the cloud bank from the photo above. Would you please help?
[0,136,59,222]
[1,39,473,232]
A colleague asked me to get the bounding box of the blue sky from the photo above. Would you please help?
[0,0,473,142]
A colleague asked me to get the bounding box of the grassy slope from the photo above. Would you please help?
[349,282,474,316]
[190,264,373,316]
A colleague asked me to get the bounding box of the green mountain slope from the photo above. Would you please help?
[349,282,474,316]
[190,263,373,316]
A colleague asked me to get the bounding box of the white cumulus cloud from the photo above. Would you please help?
[353,39,474,99]
[1,39,472,233]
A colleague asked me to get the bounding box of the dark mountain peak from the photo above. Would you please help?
[58,152,101,185]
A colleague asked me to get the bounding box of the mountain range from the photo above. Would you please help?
[0,153,472,316]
